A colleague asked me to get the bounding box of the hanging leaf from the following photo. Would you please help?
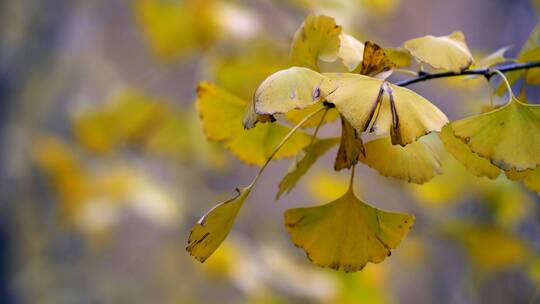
[439,124,500,179]
[277,138,340,199]
[290,14,342,71]
[187,186,252,262]
[359,136,441,184]
[404,31,474,72]
[360,41,395,76]
[334,115,365,171]
[337,33,364,71]
[284,188,414,272]
[196,82,312,166]
[244,67,336,129]
[523,167,540,195]
[451,97,540,171]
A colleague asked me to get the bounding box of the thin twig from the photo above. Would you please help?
[394,61,540,87]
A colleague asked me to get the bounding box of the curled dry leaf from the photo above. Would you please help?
[404,31,474,72]
[187,186,252,263]
[451,97,540,171]
[334,115,365,171]
[360,41,395,76]
[284,187,415,272]
[359,136,442,184]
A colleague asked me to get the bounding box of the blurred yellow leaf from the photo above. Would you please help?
[134,0,219,58]
[284,105,340,128]
[404,31,474,72]
[476,45,512,68]
[284,187,414,272]
[359,136,441,184]
[290,14,342,71]
[385,47,413,68]
[277,137,340,199]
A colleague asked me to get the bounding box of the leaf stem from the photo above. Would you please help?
[395,60,540,87]
[491,69,515,101]
[250,105,327,186]
[349,164,356,191]
[308,108,329,147]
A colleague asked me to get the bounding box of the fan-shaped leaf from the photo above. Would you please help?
[290,14,342,71]
[359,136,441,184]
[245,67,336,128]
[439,124,500,179]
[187,186,252,262]
[284,189,414,272]
[404,31,473,72]
[451,98,540,171]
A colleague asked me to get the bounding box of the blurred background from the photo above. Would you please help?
[1,0,540,303]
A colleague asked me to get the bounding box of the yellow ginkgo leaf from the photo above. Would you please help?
[360,41,395,76]
[284,188,415,272]
[439,124,500,179]
[325,74,448,146]
[359,136,441,184]
[404,31,474,72]
[290,14,342,71]
[196,82,312,166]
[277,138,340,199]
[187,186,252,263]
[451,98,540,171]
[337,33,364,72]
[334,115,365,171]
[504,169,529,181]
[246,67,336,126]
[284,104,339,128]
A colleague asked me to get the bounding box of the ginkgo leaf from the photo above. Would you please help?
[451,98,540,171]
[404,31,474,72]
[196,82,312,166]
[284,104,339,128]
[334,115,365,171]
[187,186,252,262]
[385,48,413,68]
[359,136,441,184]
[277,138,340,199]
[360,41,395,76]
[325,74,448,146]
[504,169,529,181]
[290,14,342,71]
[246,67,336,127]
[324,73,385,132]
[477,45,512,68]
[373,83,449,146]
[284,188,415,272]
[439,124,500,179]
[337,33,364,71]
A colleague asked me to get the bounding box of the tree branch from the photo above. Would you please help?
[395,61,540,87]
